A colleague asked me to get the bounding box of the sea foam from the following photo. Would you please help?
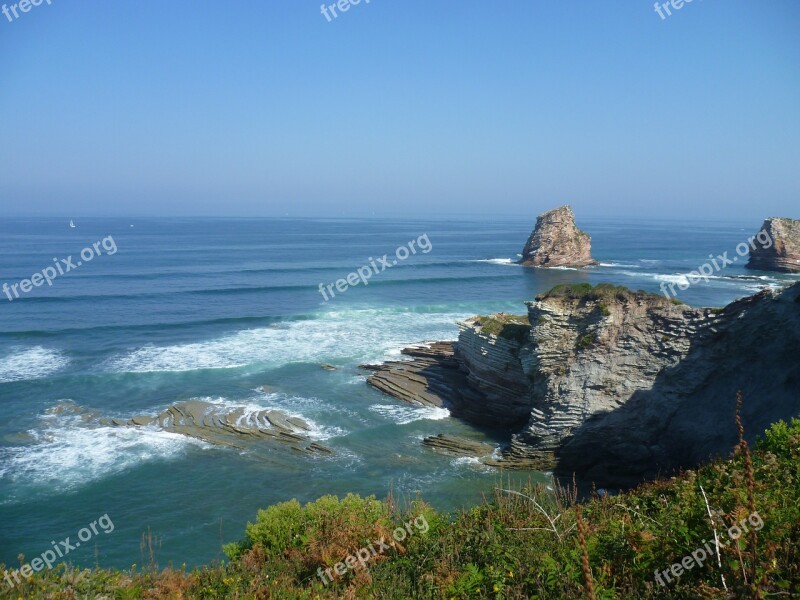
[368,404,451,425]
[0,411,207,500]
[474,258,519,266]
[103,308,470,374]
[0,346,70,383]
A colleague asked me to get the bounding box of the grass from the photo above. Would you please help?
[539,283,631,301]
[474,314,531,343]
[4,409,799,599]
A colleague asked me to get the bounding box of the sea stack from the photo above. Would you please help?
[519,205,596,268]
[746,217,800,273]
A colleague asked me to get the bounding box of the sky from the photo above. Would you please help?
[0,0,798,219]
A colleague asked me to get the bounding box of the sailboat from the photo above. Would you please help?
[69,220,76,228]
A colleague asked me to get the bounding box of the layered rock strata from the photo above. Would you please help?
[363,342,477,410]
[746,217,800,273]
[422,434,496,459]
[454,315,533,428]
[519,205,597,268]
[367,282,800,486]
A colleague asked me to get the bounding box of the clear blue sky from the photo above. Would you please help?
[1,0,798,219]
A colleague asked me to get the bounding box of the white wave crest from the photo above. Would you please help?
[0,346,70,383]
[103,309,470,374]
[474,258,518,265]
[368,404,450,425]
[0,413,207,497]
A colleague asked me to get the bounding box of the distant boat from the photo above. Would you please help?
[69,220,76,228]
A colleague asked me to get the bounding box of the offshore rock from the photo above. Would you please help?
[747,217,800,273]
[519,205,596,268]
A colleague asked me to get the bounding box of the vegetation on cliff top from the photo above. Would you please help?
[473,313,531,343]
[538,282,673,305]
[3,415,799,599]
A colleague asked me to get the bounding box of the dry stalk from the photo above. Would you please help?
[736,390,760,599]
[575,506,597,600]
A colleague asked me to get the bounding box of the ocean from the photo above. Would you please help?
[1,216,797,570]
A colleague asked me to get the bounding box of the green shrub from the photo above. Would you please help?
[756,418,800,454]
[576,333,596,350]
[241,498,306,557]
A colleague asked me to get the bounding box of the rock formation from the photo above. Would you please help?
[56,399,336,456]
[422,434,496,460]
[746,217,800,273]
[363,342,467,409]
[519,205,596,268]
[364,337,528,429]
[367,282,800,486]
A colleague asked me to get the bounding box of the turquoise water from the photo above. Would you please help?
[1,217,797,570]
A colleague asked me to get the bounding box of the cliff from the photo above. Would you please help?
[366,282,800,486]
[496,282,800,484]
[519,205,596,268]
[747,217,800,273]
[453,314,532,428]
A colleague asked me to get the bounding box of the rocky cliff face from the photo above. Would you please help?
[454,315,533,428]
[747,217,800,273]
[366,282,800,486]
[480,283,800,485]
[519,206,596,268]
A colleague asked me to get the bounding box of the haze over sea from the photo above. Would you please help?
[1,216,797,569]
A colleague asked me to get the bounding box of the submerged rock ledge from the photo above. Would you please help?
[92,400,333,456]
[366,282,800,486]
